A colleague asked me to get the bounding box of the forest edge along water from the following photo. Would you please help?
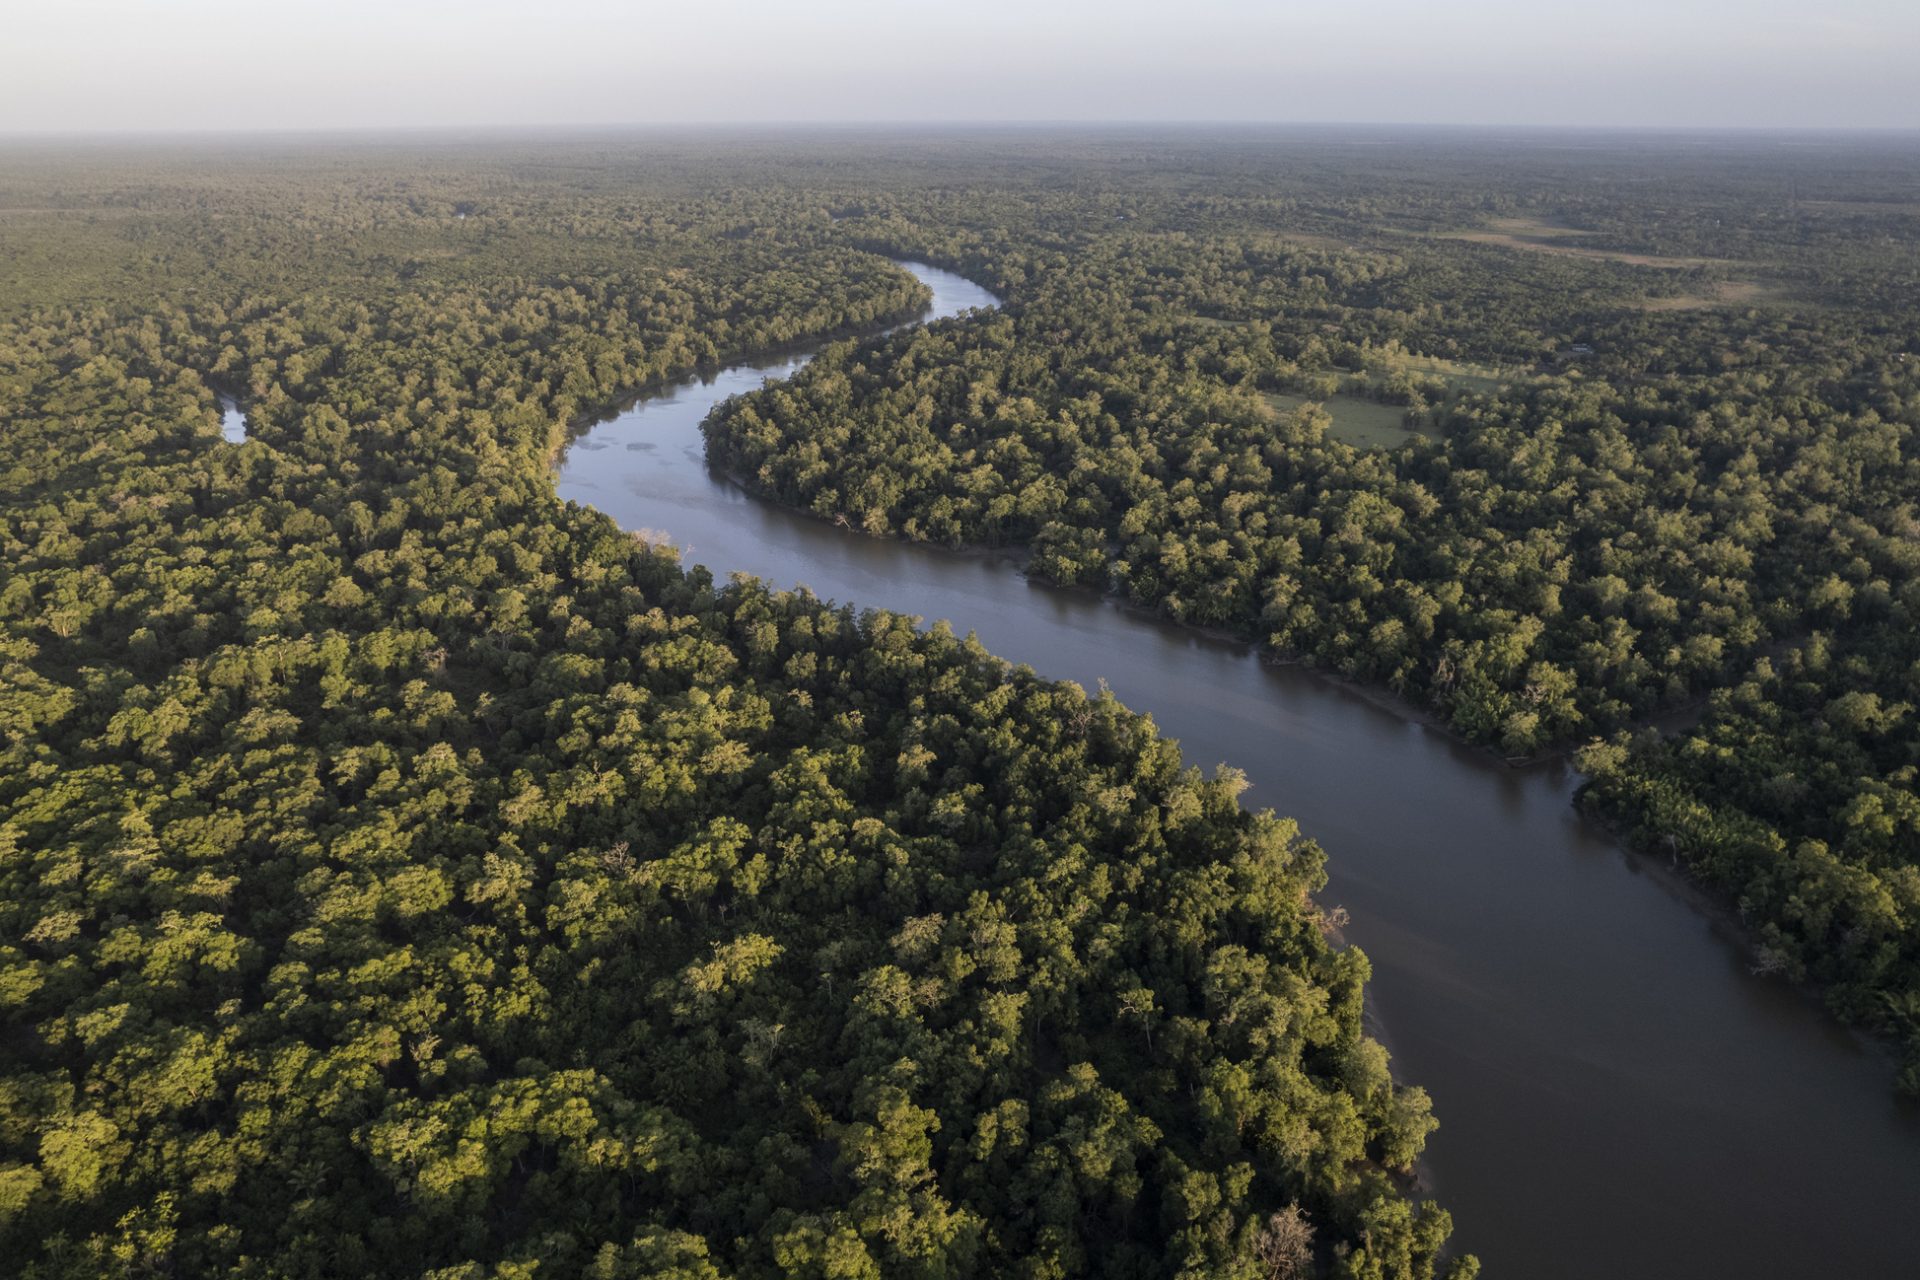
[547,259,1920,1279]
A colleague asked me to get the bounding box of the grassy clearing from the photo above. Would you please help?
[1262,391,1423,449]
[1274,230,1355,251]
[1442,231,1724,268]
[1256,350,1518,450]
[1429,216,1731,269]
[1487,216,1601,237]
[1374,352,1517,393]
[1635,279,1778,311]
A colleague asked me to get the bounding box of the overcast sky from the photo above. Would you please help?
[4,0,1916,133]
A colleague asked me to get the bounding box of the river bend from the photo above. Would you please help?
[555,260,1920,1279]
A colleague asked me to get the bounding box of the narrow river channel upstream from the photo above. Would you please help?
[555,260,1920,1278]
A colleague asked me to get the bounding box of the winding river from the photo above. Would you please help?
[556,261,1920,1278]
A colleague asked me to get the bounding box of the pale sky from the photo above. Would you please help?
[3,0,1916,132]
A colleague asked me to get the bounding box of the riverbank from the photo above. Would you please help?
[671,258,1914,1109]
[1575,777,1918,1098]
[673,272,1911,1105]
[707,470,1726,775]
[547,281,936,468]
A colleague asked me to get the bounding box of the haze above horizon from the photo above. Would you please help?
[4,0,1917,134]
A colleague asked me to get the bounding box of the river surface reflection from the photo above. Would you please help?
[218,392,246,443]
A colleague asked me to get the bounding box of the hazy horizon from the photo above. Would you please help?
[7,121,1920,142]
[5,0,1917,134]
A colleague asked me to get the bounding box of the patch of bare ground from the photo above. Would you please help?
[1635,280,1778,311]
[1276,230,1355,251]
[1434,216,1737,269]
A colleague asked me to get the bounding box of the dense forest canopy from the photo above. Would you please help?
[0,133,1485,1278]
